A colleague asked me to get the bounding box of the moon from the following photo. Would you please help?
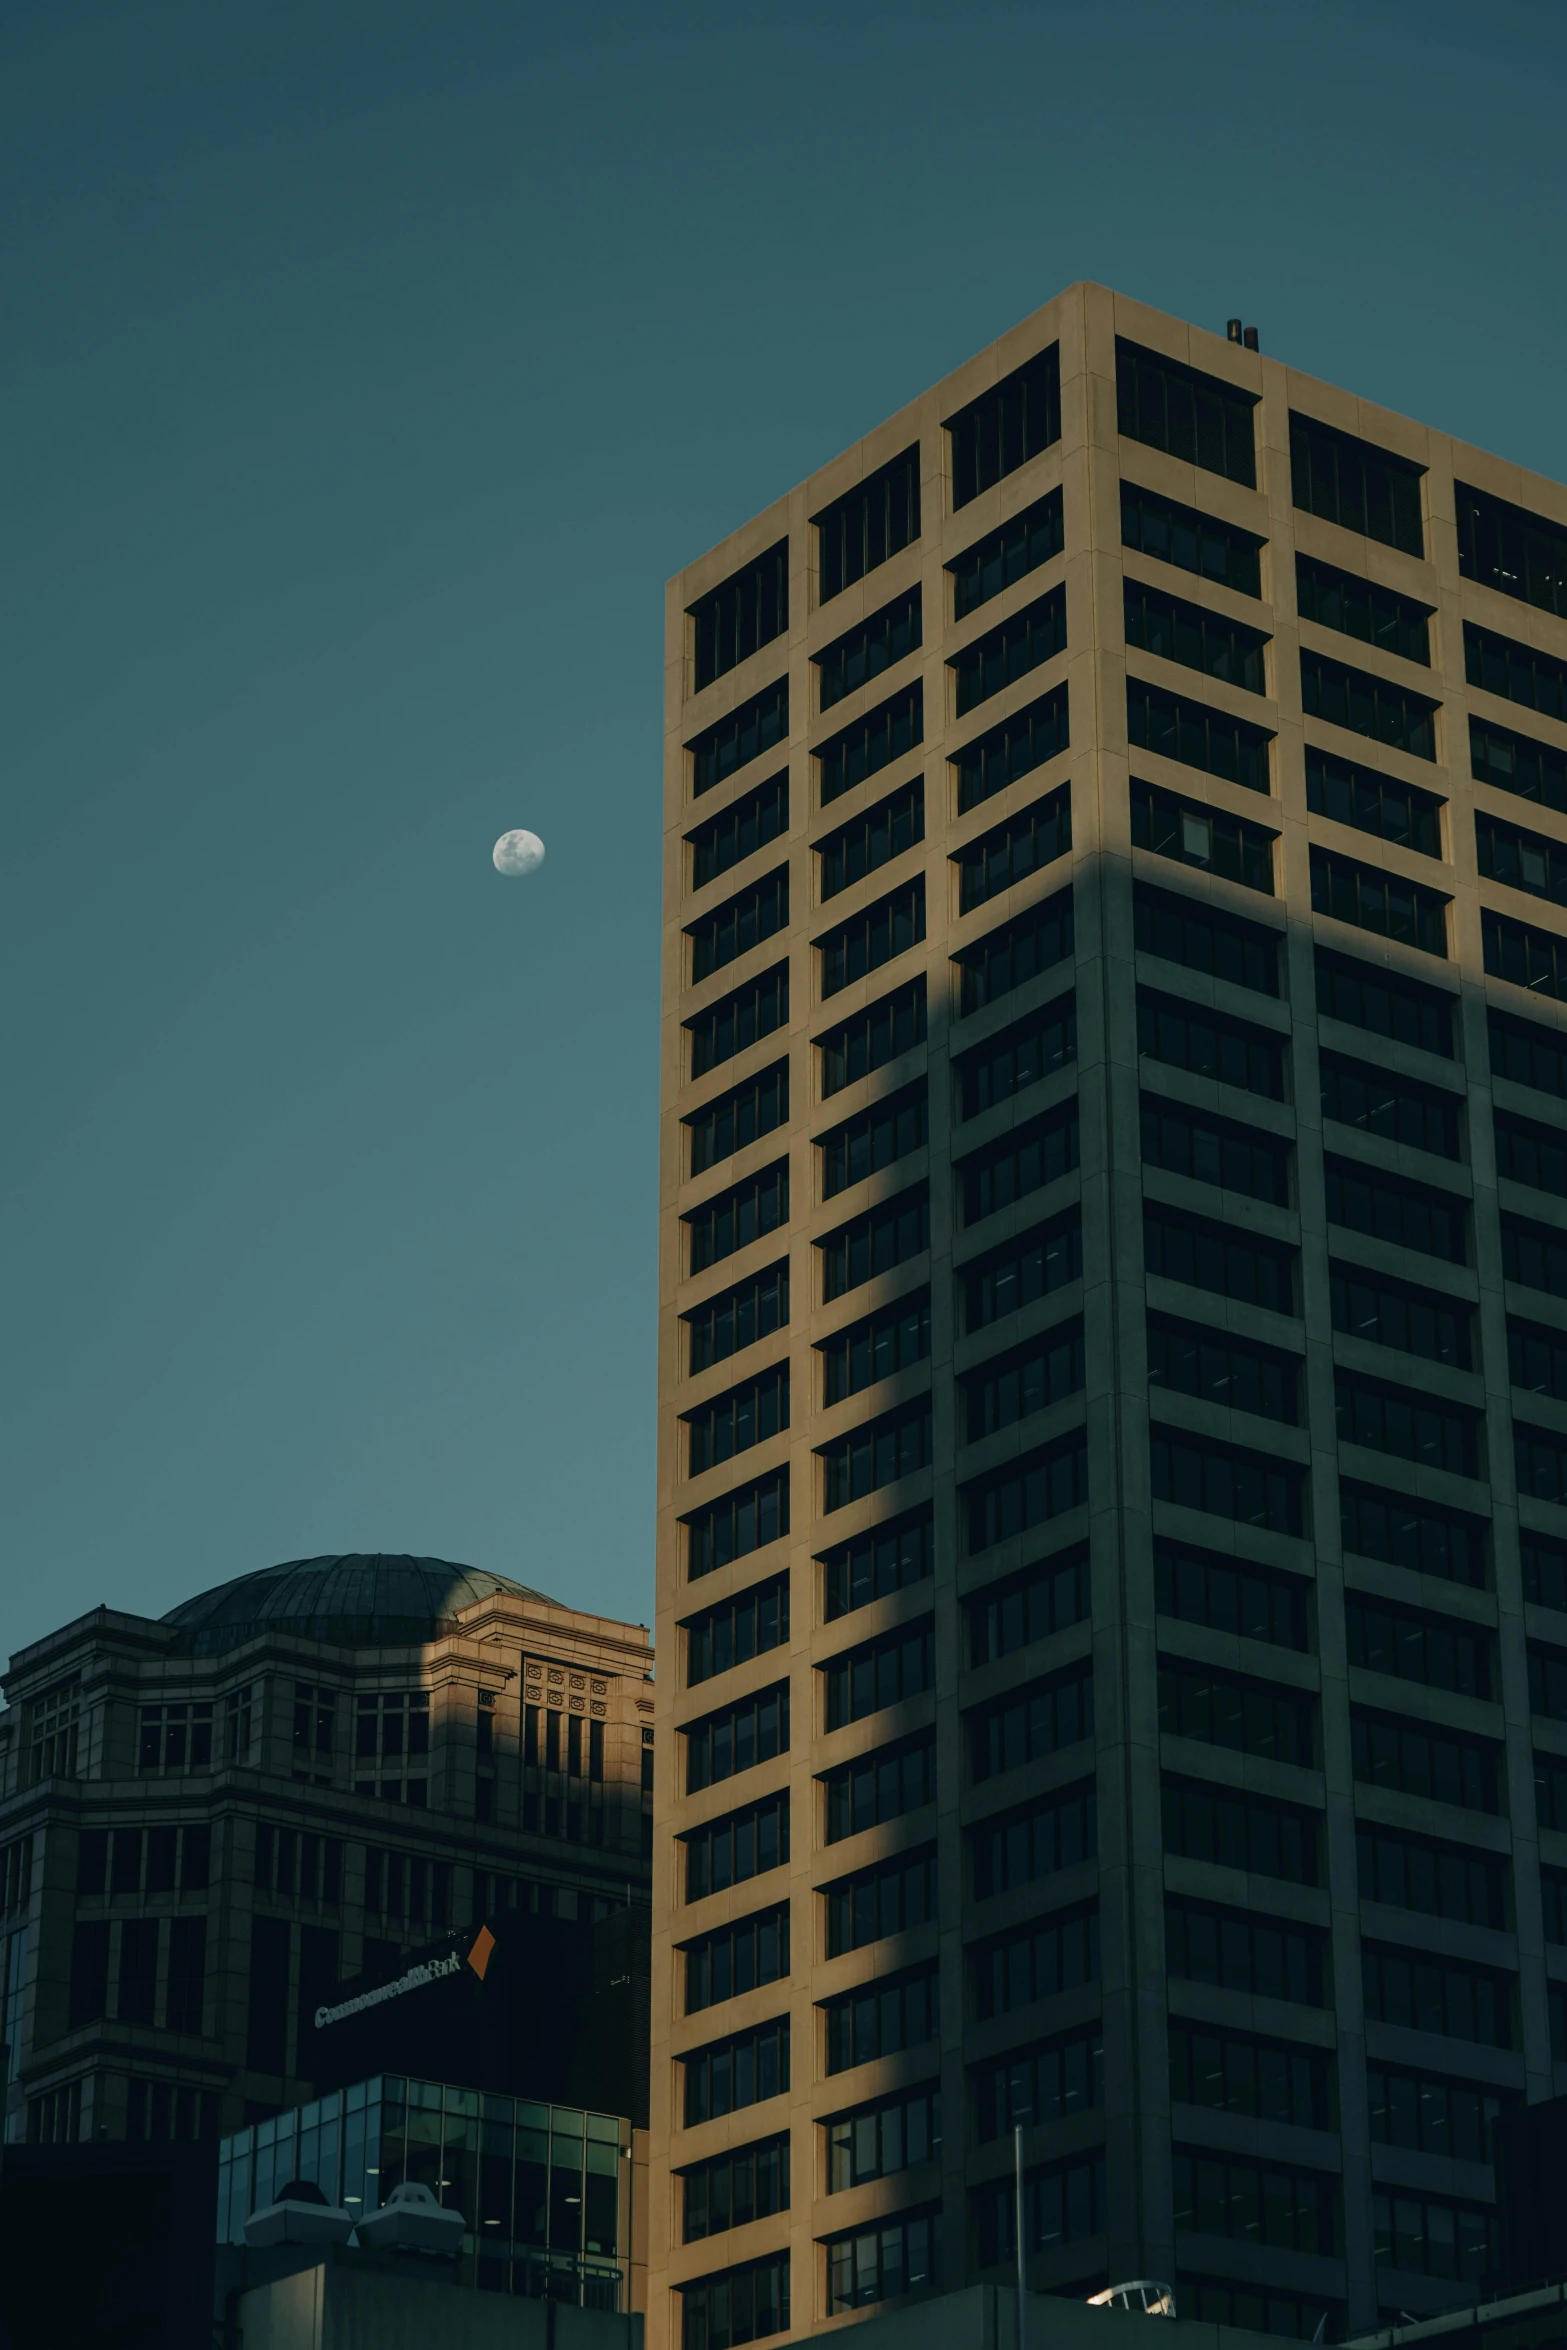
[492,829,545,878]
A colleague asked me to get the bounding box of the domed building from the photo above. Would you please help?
[0,1553,654,2152]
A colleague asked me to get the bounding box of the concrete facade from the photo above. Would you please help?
[652,283,1567,2345]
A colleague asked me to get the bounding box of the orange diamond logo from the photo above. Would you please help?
[467,1924,496,1981]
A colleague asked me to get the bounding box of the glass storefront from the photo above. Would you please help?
[217,2075,629,2308]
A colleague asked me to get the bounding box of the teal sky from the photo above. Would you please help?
[6,0,1567,1653]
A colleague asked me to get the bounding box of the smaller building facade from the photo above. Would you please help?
[0,1555,656,2146]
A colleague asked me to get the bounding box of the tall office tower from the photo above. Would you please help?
[653,280,1567,2347]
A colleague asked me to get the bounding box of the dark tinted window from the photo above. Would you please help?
[815,447,920,603]
[1130,780,1274,892]
[1457,481,1567,619]
[1316,947,1454,1056]
[1143,1203,1296,1314]
[816,683,923,807]
[689,772,788,890]
[817,1079,928,1200]
[1324,1155,1466,1262]
[687,965,788,1079]
[951,585,1066,716]
[1133,881,1279,994]
[961,1213,1083,1332]
[686,1062,789,1176]
[819,1183,930,1302]
[955,994,1076,1120]
[1127,679,1272,792]
[1147,1316,1300,1423]
[1310,846,1447,955]
[1300,650,1436,759]
[952,683,1069,814]
[817,878,924,998]
[689,681,789,798]
[1124,581,1267,693]
[955,785,1071,913]
[1320,1052,1460,1157]
[1140,1096,1289,1204]
[1290,413,1424,556]
[689,868,788,981]
[1496,1112,1567,1196]
[1335,1370,1478,1479]
[1296,553,1430,663]
[1117,339,1256,487]
[950,490,1064,620]
[1478,811,1567,906]
[1306,745,1443,857]
[955,888,1074,1017]
[817,978,926,1096]
[816,780,923,900]
[685,1160,788,1275]
[815,588,921,712]
[1120,481,1262,597]
[1329,1263,1470,1368]
[1465,621,1567,722]
[1137,987,1286,1099]
[691,541,788,692]
[1470,713,1567,813]
[1339,1482,1487,1588]
[1484,908,1567,1003]
[819,1504,934,1621]
[1490,1006,1567,1096]
[686,1261,789,1375]
[1155,1542,1308,1650]
[947,346,1061,509]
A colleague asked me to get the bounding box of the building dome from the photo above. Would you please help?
[160,1553,558,1655]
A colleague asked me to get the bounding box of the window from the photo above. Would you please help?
[1471,712,1567,814]
[684,2018,790,2123]
[689,772,789,892]
[690,543,788,692]
[681,2134,789,2241]
[28,1681,79,1783]
[963,1211,1083,1331]
[816,447,920,603]
[1183,2281,1335,2343]
[969,1659,1093,1781]
[1318,946,1454,1056]
[685,1573,789,1688]
[1296,551,1430,663]
[689,681,789,798]
[1516,1421,1567,1505]
[362,1850,450,1925]
[166,1915,207,2034]
[1138,988,1285,1098]
[815,587,921,711]
[824,1730,936,1842]
[976,2156,1105,2263]
[1372,2192,1496,2287]
[1340,1482,1487,1588]
[1332,1264,1471,1368]
[1159,1662,1313,1765]
[1336,1370,1479,1477]
[685,1363,789,1476]
[687,964,788,1079]
[974,1904,1100,2019]
[977,2027,1102,2140]
[1321,1052,1460,1158]
[27,2083,83,2148]
[1147,1317,1299,1423]
[1353,1711,1498,1812]
[1347,1594,1491,1698]
[1301,649,1437,759]
[1480,810,1567,908]
[679,2254,789,2350]
[1151,1427,1304,1534]
[827,2210,942,2313]
[960,1101,1079,1225]
[1162,1779,1319,1884]
[1134,880,1279,995]
[816,683,923,806]
[117,1916,158,2025]
[1172,2151,1334,2256]
[955,992,1076,1120]
[1538,1753,1567,1832]
[689,869,789,982]
[253,1825,342,1903]
[956,783,1071,913]
[964,1431,1089,1554]
[683,1468,789,1581]
[225,1683,254,1761]
[964,1318,1084,1441]
[1290,412,1423,555]
[1525,1534,1567,1611]
[1130,778,1275,891]
[1458,480,1567,618]
[137,1701,214,1774]
[1325,1156,1466,1262]
[967,1544,1090,1664]
[1369,2066,1503,2163]
[1127,679,1272,792]
[971,1779,1096,1897]
[686,1160,788,1276]
[684,1907,790,2013]
[1169,2024,1332,2130]
[818,876,924,997]
[1120,480,1263,596]
[817,1079,926,1200]
[817,977,926,1095]
[953,683,1069,814]
[827,2084,941,2187]
[820,1502,934,1620]
[948,344,1061,507]
[956,888,1074,1018]
[1140,1095,1289,1204]
[819,1181,930,1301]
[687,1062,788,1177]
[824,1846,936,1957]
[1143,1203,1296,1314]
[1546,1870,1567,1942]
[1529,1643,1567,1721]
[290,1685,333,1779]
[1514,1315,1567,1402]
[1502,1211,1567,1296]
[824,1617,934,1728]
[816,779,923,900]
[1117,339,1256,486]
[951,586,1066,716]
[687,1262,788,1377]
[824,1962,939,2072]
[684,1791,789,1900]
[68,1920,109,2029]
[353,1691,429,1801]
[1486,907,1567,1002]
[1306,744,1443,857]
[1166,1896,1326,2005]
[1357,1825,1506,1926]
[1363,1944,1512,2046]
[819,1397,933,1510]
[820,1288,931,1405]
[684,1683,788,1793]
[1311,845,1448,954]
[951,489,1065,619]
[1466,620,1567,722]
[1155,1541,1308,1650]
[0,1836,31,1915]
[1124,580,1267,693]
[1498,1112,1567,1197]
